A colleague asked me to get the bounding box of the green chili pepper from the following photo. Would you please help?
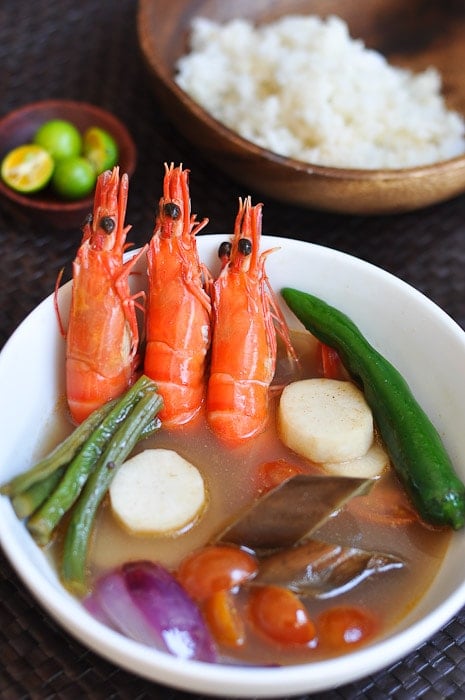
[281,287,465,530]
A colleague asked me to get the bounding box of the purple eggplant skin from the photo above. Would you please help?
[123,560,218,663]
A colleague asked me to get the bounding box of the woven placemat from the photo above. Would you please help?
[1,1,465,697]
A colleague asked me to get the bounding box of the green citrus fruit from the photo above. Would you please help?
[1,144,54,193]
[83,126,119,173]
[33,119,82,161]
[51,156,97,200]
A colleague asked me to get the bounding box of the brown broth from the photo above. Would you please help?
[50,331,451,665]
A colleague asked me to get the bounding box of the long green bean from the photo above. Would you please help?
[9,415,160,521]
[12,467,66,519]
[1,398,118,497]
[61,391,163,595]
[27,375,157,545]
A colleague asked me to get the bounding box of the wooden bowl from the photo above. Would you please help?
[0,100,136,229]
[137,0,465,215]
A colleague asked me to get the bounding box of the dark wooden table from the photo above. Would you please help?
[1,2,464,697]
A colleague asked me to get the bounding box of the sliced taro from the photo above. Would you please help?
[253,539,404,598]
[214,474,372,550]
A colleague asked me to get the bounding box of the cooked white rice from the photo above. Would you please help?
[175,15,465,169]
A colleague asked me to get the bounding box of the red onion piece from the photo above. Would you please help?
[123,560,218,662]
[83,589,115,627]
[90,570,163,647]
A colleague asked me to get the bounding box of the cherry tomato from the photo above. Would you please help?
[316,605,378,651]
[248,585,316,646]
[346,476,421,527]
[256,459,306,494]
[203,589,246,648]
[177,545,258,603]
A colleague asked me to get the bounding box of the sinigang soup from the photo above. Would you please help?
[44,329,451,666]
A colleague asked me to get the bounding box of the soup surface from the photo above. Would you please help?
[49,330,451,666]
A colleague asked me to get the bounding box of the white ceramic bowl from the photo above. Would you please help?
[1,235,465,697]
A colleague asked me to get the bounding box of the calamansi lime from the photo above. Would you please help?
[1,144,54,193]
[33,119,82,161]
[52,156,97,200]
[82,126,119,173]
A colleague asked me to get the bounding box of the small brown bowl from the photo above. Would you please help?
[0,100,137,229]
[137,0,465,215]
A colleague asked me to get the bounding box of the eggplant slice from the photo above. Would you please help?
[253,538,404,598]
[214,474,372,550]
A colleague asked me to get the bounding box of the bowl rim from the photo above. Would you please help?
[136,0,465,182]
[1,234,465,696]
[0,99,136,214]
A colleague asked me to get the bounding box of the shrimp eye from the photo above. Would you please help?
[83,212,93,226]
[238,238,252,256]
[164,202,181,219]
[218,241,232,259]
[100,216,115,233]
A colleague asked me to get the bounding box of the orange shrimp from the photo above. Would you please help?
[59,167,145,424]
[144,163,211,427]
[207,197,297,445]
